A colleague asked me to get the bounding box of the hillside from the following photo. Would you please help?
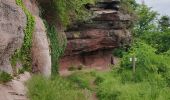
[1,0,170,100]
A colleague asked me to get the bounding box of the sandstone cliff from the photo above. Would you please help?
[0,0,132,76]
[23,0,51,77]
[59,0,132,71]
[0,0,51,76]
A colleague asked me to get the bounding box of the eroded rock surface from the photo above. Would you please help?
[31,16,51,77]
[59,0,132,71]
[23,0,51,77]
[0,72,31,100]
[0,0,26,74]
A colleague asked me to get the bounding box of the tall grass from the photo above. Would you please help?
[27,75,88,100]
[95,42,170,100]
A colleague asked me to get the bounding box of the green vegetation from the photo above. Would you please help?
[66,1,170,100]
[93,1,170,100]
[67,71,97,90]
[133,4,170,54]
[12,0,35,73]
[39,0,95,26]
[46,24,66,74]
[120,0,138,16]
[53,0,95,26]
[27,75,89,100]
[26,0,170,100]
[0,71,12,83]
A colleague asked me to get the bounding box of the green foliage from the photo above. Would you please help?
[53,0,95,26]
[0,71,12,83]
[143,31,170,53]
[120,41,170,82]
[131,3,170,54]
[46,24,66,74]
[120,0,138,17]
[134,5,158,37]
[159,15,170,31]
[94,76,104,85]
[96,41,170,100]
[112,48,126,58]
[97,77,170,100]
[94,1,170,99]
[67,71,96,90]
[39,0,95,26]
[27,75,87,100]
[13,0,35,72]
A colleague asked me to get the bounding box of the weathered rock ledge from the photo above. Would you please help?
[59,0,132,71]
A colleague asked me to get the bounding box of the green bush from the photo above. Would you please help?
[96,41,170,100]
[27,75,88,100]
[120,41,170,82]
[0,71,12,83]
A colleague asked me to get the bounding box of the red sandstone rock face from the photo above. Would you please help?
[59,0,132,71]
[65,29,118,55]
[59,50,113,71]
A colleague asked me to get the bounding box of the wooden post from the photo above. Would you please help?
[132,55,136,74]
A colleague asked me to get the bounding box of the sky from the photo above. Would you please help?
[135,0,170,16]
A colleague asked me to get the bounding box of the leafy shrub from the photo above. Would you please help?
[27,75,88,100]
[96,41,170,100]
[120,41,170,82]
[0,71,12,83]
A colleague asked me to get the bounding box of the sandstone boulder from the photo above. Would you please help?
[0,0,26,74]
[31,16,51,77]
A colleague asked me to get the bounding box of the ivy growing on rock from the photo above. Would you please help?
[45,24,67,74]
[11,0,35,73]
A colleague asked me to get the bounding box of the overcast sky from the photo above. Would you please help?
[135,0,170,16]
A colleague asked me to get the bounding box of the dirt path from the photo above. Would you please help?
[0,72,31,100]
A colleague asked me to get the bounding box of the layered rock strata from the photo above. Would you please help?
[59,0,132,71]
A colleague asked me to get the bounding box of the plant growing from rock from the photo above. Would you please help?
[11,0,35,73]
